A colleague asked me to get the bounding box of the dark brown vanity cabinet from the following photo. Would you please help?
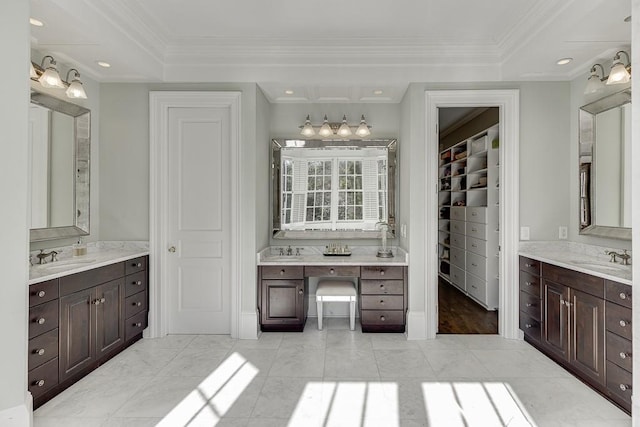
[604,280,632,412]
[360,266,407,332]
[519,257,541,344]
[259,266,306,331]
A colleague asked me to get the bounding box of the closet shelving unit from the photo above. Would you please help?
[437,124,500,310]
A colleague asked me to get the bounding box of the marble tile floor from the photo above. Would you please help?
[34,318,631,427]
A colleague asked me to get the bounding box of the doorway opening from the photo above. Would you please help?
[437,107,499,334]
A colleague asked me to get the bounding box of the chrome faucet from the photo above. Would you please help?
[36,249,58,264]
[286,245,293,256]
[605,249,631,265]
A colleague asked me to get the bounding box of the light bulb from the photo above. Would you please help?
[66,79,87,99]
[39,67,65,88]
[607,61,630,84]
[355,115,371,137]
[318,115,333,137]
[300,115,315,137]
[337,115,352,137]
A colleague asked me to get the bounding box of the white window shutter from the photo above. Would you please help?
[291,160,308,224]
[362,159,379,221]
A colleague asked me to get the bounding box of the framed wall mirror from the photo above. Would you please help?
[29,91,91,242]
[271,139,397,239]
[579,88,631,240]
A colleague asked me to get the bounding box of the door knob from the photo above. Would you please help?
[168,246,176,253]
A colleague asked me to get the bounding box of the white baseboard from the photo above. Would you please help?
[406,310,428,340]
[238,310,259,340]
[0,396,32,427]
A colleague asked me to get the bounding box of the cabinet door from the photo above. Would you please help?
[95,279,125,360]
[261,280,304,327]
[541,279,569,362]
[59,288,95,382]
[569,289,605,385]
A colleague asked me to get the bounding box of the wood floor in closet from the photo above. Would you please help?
[438,277,498,334]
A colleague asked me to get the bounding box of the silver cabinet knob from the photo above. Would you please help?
[380,270,385,276]
[298,289,303,295]
[36,349,45,356]
[380,300,385,305]
[135,322,142,327]
[38,290,46,298]
[136,262,142,267]
[135,302,142,307]
[100,298,106,303]
[380,316,386,321]
[168,246,176,253]
[329,268,335,274]
[525,303,534,307]
[37,318,46,325]
[135,280,142,286]
[525,324,533,329]
[525,263,533,268]
[619,292,627,300]
[280,269,285,275]
[620,352,630,360]
[36,380,45,387]
[620,384,631,392]
[93,299,101,305]
[525,281,533,286]
[620,320,628,327]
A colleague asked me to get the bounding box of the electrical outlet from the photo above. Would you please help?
[559,226,568,240]
[520,226,530,241]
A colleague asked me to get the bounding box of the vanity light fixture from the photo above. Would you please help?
[65,69,87,99]
[606,51,631,85]
[584,64,605,94]
[38,55,65,89]
[29,61,38,79]
[299,114,372,139]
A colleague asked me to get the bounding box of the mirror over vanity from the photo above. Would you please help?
[579,89,631,240]
[271,139,397,239]
[29,91,90,242]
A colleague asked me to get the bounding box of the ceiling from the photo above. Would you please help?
[30,0,631,103]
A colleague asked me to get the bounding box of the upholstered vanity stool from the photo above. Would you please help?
[316,280,357,330]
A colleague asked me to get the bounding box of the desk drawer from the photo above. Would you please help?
[519,291,541,321]
[125,271,147,297]
[125,292,147,318]
[519,311,541,343]
[519,257,540,276]
[607,331,632,372]
[605,280,631,309]
[360,280,404,295]
[606,301,632,340]
[361,310,404,326]
[29,279,58,307]
[125,310,148,342]
[361,266,404,280]
[361,295,404,310]
[28,328,58,370]
[305,265,360,278]
[520,271,541,298]
[28,357,58,399]
[606,361,632,408]
[125,256,147,275]
[29,300,59,339]
[261,265,304,279]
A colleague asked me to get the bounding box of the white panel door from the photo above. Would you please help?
[167,106,231,334]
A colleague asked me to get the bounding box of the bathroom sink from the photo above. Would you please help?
[261,255,302,262]
[569,260,626,271]
[39,259,97,271]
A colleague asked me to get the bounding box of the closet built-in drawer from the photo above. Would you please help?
[466,273,486,301]
[360,280,403,295]
[361,266,404,280]
[466,222,486,239]
[466,252,487,279]
[28,357,58,399]
[520,271,541,298]
[125,292,147,318]
[28,328,58,370]
[125,256,147,275]
[261,265,304,280]
[125,271,147,297]
[125,310,148,342]
[519,312,541,343]
[607,331,632,372]
[466,236,486,257]
[605,280,631,309]
[450,220,465,235]
[29,300,59,339]
[450,232,465,249]
[305,265,360,278]
[519,257,540,276]
[360,295,404,310]
[29,279,59,307]
[450,247,465,268]
[450,265,465,289]
[606,301,632,340]
[519,291,540,321]
[606,361,632,407]
[466,207,486,223]
[450,207,466,221]
[361,310,404,326]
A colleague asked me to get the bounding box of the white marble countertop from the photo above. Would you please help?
[29,241,149,285]
[519,241,632,286]
[257,246,409,266]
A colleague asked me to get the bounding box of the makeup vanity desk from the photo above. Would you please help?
[257,246,409,332]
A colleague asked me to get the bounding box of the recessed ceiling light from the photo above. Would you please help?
[97,61,111,68]
[624,15,631,22]
[373,89,383,95]
[556,58,573,65]
[284,90,294,95]
[30,18,44,27]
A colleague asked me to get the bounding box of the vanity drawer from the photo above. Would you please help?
[361,310,404,326]
[466,272,486,301]
[125,256,147,275]
[125,310,148,342]
[261,265,304,279]
[28,328,58,370]
[606,361,632,408]
[466,236,486,257]
[450,247,465,268]
[605,301,632,340]
[450,220,465,235]
[520,271,541,298]
[450,206,466,221]
[466,252,486,279]
[125,292,147,319]
[519,291,541,321]
[450,265,465,289]
[361,295,404,310]
[519,257,540,276]
[449,232,465,249]
[305,265,360,278]
[519,311,541,343]
[29,300,59,339]
[606,331,632,372]
[360,266,404,280]
[466,207,486,224]
[466,222,486,239]
[28,357,59,399]
[605,280,631,309]
[360,280,404,295]
[29,279,59,307]
[125,271,147,297]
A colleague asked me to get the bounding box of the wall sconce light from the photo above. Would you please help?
[299,114,372,138]
[584,50,631,94]
[30,55,88,99]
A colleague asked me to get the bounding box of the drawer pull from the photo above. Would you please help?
[619,292,628,300]
[471,285,477,289]
[471,263,477,267]
[620,352,630,360]
[471,244,477,248]
[525,263,533,268]
[525,281,533,286]
[298,289,303,295]
[134,302,142,307]
[525,303,534,307]
[471,228,477,232]
[134,280,143,286]
[36,349,45,356]
[37,318,46,325]
[133,262,142,267]
[380,316,386,321]
[280,269,285,275]
[620,384,631,392]
[380,270,385,276]
[472,212,477,216]
[94,299,101,305]
[38,290,46,298]
[560,299,565,306]
[525,323,533,329]
[36,380,45,387]
[134,322,142,327]
[330,268,335,274]
[620,320,628,327]
[380,300,385,305]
